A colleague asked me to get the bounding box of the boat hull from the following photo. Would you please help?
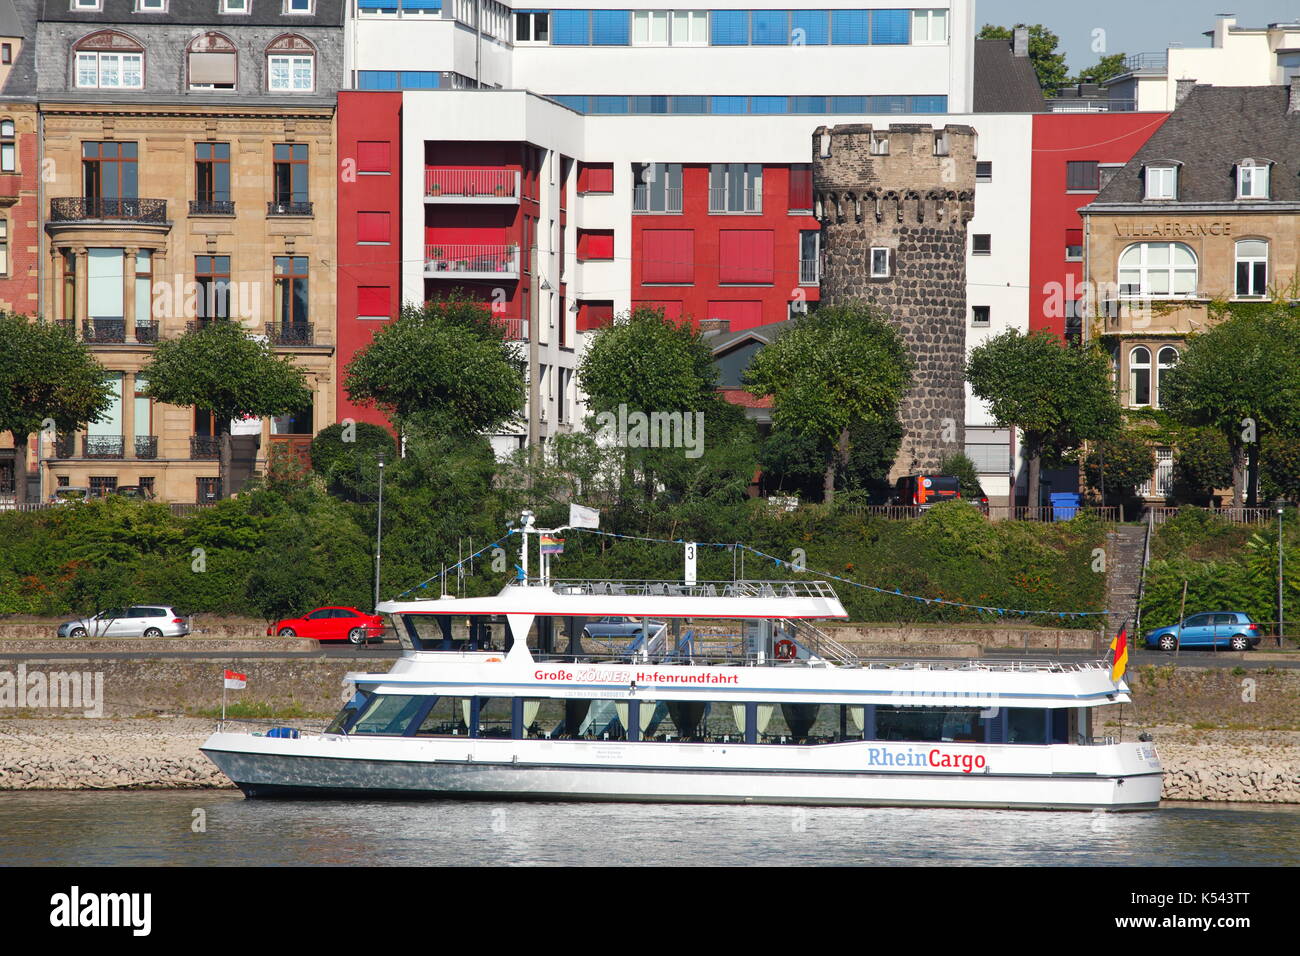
[202,734,1163,812]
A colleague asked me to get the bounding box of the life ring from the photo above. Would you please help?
[774,639,798,661]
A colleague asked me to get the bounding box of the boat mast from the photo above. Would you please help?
[519,509,534,585]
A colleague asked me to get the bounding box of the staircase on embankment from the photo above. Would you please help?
[1104,524,1149,637]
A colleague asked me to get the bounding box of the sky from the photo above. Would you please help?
[973,0,1300,75]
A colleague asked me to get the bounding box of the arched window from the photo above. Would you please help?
[74,31,145,90]
[1129,346,1152,408]
[1118,242,1197,297]
[187,32,237,90]
[0,119,14,172]
[1156,347,1178,409]
[265,35,315,92]
[1234,239,1268,297]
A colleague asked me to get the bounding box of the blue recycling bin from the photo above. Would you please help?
[1050,492,1081,521]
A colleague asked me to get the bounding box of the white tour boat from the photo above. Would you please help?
[202,522,1162,812]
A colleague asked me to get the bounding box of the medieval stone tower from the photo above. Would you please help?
[812,123,976,481]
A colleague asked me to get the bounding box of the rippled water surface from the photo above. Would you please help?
[1,792,1297,866]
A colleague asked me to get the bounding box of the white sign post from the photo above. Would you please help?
[684,542,697,586]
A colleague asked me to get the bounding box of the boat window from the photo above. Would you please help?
[325,689,371,734]
[526,698,628,740]
[875,706,986,743]
[417,696,471,736]
[1006,708,1048,745]
[478,697,513,738]
[351,694,426,735]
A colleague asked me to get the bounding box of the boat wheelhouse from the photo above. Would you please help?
[203,564,1163,811]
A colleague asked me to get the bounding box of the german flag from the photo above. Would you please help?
[1109,620,1129,683]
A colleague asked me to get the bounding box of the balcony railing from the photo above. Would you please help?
[50,197,168,223]
[190,436,221,460]
[83,319,126,344]
[424,168,520,201]
[632,184,683,214]
[189,199,236,216]
[134,435,158,460]
[495,317,529,341]
[135,320,159,343]
[267,200,313,216]
[53,433,76,459]
[265,322,315,346]
[1123,52,1168,72]
[424,244,520,278]
[53,319,77,336]
[799,258,819,285]
[85,435,125,459]
[708,186,762,214]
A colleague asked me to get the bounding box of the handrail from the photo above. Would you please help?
[548,578,840,600]
[528,649,1116,674]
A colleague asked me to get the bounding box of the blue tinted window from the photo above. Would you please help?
[592,95,629,114]
[790,9,828,44]
[358,0,399,8]
[400,71,440,89]
[791,96,826,113]
[751,96,787,114]
[831,95,866,112]
[871,9,910,44]
[710,10,748,45]
[872,95,909,113]
[358,71,398,90]
[711,95,747,114]
[552,9,590,45]
[672,95,708,113]
[831,9,869,44]
[400,0,441,7]
[912,95,948,113]
[592,10,630,45]
[632,95,670,114]
[550,95,588,113]
[751,10,788,45]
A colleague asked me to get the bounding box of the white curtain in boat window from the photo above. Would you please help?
[87,373,123,436]
[849,706,865,732]
[615,700,655,733]
[523,699,541,730]
[733,704,774,735]
[87,248,124,319]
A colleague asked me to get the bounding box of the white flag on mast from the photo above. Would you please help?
[568,504,600,529]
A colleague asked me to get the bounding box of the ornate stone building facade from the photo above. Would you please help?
[813,122,976,480]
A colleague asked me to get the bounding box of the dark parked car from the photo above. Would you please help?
[1144,612,1262,651]
[892,475,989,513]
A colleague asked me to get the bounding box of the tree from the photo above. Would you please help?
[978,23,1070,96]
[1160,305,1300,506]
[1171,428,1232,505]
[0,314,115,503]
[939,451,983,500]
[344,294,525,437]
[1073,52,1129,85]
[309,421,397,502]
[744,302,912,503]
[1260,429,1300,503]
[141,321,312,497]
[966,330,1121,510]
[1083,431,1157,502]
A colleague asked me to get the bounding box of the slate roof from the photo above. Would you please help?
[38,0,344,27]
[0,0,38,97]
[1090,85,1300,206]
[972,38,1046,113]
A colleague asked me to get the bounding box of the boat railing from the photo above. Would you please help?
[549,578,840,601]
[214,717,329,736]
[781,617,859,667]
[530,649,1116,673]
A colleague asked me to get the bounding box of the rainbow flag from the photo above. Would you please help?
[540,535,564,555]
[1109,620,1129,683]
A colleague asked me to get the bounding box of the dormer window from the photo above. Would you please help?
[221,0,249,12]
[71,0,101,9]
[1143,164,1177,200]
[266,35,315,92]
[285,0,312,12]
[188,33,237,90]
[135,0,165,11]
[1236,160,1270,199]
[74,31,145,90]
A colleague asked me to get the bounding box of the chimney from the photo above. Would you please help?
[1175,78,1197,107]
[1013,26,1029,58]
[1290,75,1300,114]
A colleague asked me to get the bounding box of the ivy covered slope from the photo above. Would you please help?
[1139,509,1298,633]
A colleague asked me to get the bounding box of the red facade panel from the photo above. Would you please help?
[577,228,614,260]
[357,141,391,173]
[633,300,684,319]
[706,300,763,330]
[641,229,694,284]
[357,286,392,318]
[789,164,813,211]
[719,229,774,284]
[577,162,614,193]
[577,300,615,331]
[357,211,391,243]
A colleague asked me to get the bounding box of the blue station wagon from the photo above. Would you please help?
[1144,612,1262,651]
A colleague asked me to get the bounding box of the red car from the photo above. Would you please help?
[268,607,385,644]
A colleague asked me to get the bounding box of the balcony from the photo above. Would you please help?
[85,435,125,459]
[135,320,159,344]
[53,319,77,337]
[632,184,683,215]
[708,187,762,214]
[1123,52,1168,72]
[83,319,126,344]
[190,436,221,460]
[134,435,158,460]
[799,259,819,286]
[495,317,529,341]
[267,200,314,217]
[424,243,520,280]
[53,433,76,459]
[424,168,521,204]
[189,199,236,216]
[265,322,315,346]
[50,197,168,223]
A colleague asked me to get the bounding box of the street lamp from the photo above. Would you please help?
[374,453,386,612]
[1278,506,1285,648]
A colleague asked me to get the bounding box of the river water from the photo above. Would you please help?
[1,791,1297,866]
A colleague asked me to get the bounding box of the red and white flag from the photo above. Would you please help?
[224,670,247,690]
